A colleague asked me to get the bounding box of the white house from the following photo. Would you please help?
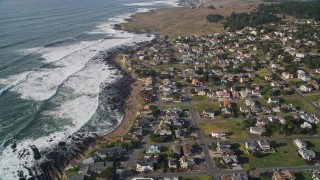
[146,145,161,154]
[294,139,307,149]
[268,97,279,104]
[257,140,271,151]
[298,149,316,160]
[299,85,313,92]
[250,126,266,135]
[179,156,195,168]
[301,122,312,129]
[202,108,215,119]
[136,160,154,172]
[211,130,226,138]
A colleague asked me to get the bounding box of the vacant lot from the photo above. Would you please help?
[200,120,249,139]
[238,141,306,169]
[194,103,220,113]
[162,105,189,111]
[305,93,320,105]
[282,95,316,113]
[191,95,210,102]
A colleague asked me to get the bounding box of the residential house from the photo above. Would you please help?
[312,171,320,180]
[222,154,239,166]
[175,129,187,139]
[293,139,307,149]
[301,122,312,129]
[179,156,195,168]
[298,149,316,160]
[299,85,313,92]
[96,146,124,158]
[171,144,181,156]
[211,130,226,138]
[146,145,161,154]
[168,159,178,168]
[182,143,194,156]
[268,97,279,104]
[246,99,255,107]
[245,141,258,154]
[257,140,271,151]
[256,117,268,127]
[250,126,266,135]
[282,72,294,80]
[272,170,296,180]
[202,108,215,119]
[217,141,231,151]
[136,159,154,172]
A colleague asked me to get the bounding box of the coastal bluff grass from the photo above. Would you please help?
[121,0,263,36]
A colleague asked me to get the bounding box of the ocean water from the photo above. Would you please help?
[0,0,178,179]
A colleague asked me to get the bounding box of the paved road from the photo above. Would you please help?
[179,63,220,180]
[265,66,320,113]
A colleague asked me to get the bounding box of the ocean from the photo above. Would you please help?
[0,0,178,179]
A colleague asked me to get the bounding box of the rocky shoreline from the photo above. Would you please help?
[13,46,140,180]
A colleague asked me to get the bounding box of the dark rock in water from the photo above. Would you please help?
[30,145,41,160]
[11,143,17,152]
[58,142,66,147]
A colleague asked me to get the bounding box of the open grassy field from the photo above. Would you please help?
[200,120,250,139]
[122,7,224,37]
[191,95,210,102]
[193,103,220,113]
[305,93,320,104]
[238,141,306,169]
[162,105,189,111]
[121,0,262,36]
[282,95,316,113]
[256,68,272,77]
[306,139,320,155]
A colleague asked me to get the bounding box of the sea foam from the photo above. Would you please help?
[0,8,154,179]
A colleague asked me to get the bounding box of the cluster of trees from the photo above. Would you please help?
[222,1,320,31]
[258,2,320,20]
[264,116,315,136]
[223,11,281,31]
[206,14,224,23]
[304,57,320,69]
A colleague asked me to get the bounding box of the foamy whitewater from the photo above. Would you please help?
[0,0,178,179]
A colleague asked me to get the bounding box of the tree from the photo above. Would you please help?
[252,149,263,158]
[206,14,224,22]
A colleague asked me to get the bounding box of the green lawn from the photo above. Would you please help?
[234,101,247,108]
[257,99,269,106]
[251,77,265,85]
[191,95,209,102]
[305,94,320,104]
[256,68,272,76]
[306,139,320,153]
[181,176,212,180]
[200,121,250,139]
[162,105,189,111]
[293,171,312,180]
[193,103,221,113]
[283,95,316,113]
[239,141,306,169]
